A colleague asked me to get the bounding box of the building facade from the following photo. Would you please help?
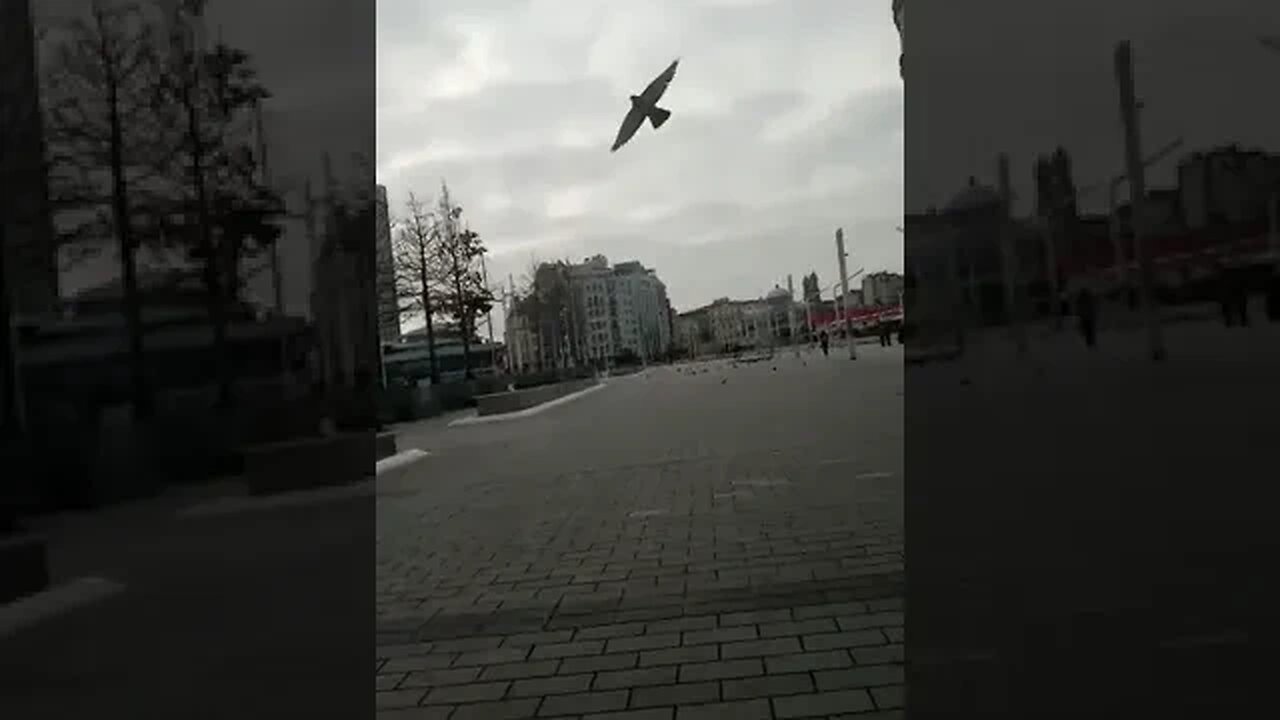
[506,255,674,372]
[1,0,59,316]
[862,271,905,307]
[374,184,400,344]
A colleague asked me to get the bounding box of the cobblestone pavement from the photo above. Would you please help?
[907,318,1272,717]
[376,346,904,719]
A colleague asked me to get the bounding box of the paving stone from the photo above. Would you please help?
[813,663,904,691]
[640,645,719,667]
[538,689,630,716]
[449,698,543,720]
[584,708,674,720]
[375,706,456,719]
[835,612,905,632]
[773,689,876,718]
[720,636,803,659]
[682,625,757,646]
[871,684,905,709]
[757,618,839,638]
[674,699,772,719]
[479,659,562,681]
[561,652,640,674]
[376,673,406,691]
[792,602,869,620]
[719,609,791,626]
[852,644,904,665]
[422,681,510,704]
[607,632,681,654]
[764,650,854,674]
[510,672,594,697]
[647,616,718,635]
[721,672,814,700]
[677,658,763,683]
[576,623,647,641]
[455,647,530,666]
[399,666,482,688]
[381,654,457,673]
[593,665,678,690]
[532,640,607,660]
[376,689,426,710]
[802,630,888,651]
[504,630,576,646]
[631,681,720,708]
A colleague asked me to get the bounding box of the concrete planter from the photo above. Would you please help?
[474,377,599,416]
[243,431,376,496]
[0,532,49,604]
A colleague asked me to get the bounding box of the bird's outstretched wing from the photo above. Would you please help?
[611,105,646,152]
[639,58,679,104]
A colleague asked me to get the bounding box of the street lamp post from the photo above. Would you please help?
[836,228,857,359]
[1114,40,1166,362]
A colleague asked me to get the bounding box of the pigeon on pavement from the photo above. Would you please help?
[611,58,679,152]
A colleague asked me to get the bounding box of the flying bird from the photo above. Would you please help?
[611,58,679,152]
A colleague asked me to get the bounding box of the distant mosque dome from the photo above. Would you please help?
[766,286,791,302]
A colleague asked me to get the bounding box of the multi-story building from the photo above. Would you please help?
[1177,146,1280,231]
[506,255,674,371]
[862,271,905,307]
[374,184,400,344]
[610,260,672,360]
[569,255,615,362]
[1,0,58,317]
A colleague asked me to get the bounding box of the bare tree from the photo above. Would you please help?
[153,0,281,408]
[391,192,441,383]
[432,183,494,380]
[42,0,168,419]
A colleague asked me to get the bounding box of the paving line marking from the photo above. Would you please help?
[177,449,431,517]
[449,383,608,426]
[856,471,895,480]
[376,448,431,476]
[0,576,127,640]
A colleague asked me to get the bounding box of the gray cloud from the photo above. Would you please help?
[377,0,903,320]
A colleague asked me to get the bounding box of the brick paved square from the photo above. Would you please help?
[377,358,904,720]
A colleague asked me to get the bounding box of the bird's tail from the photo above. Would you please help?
[648,106,672,129]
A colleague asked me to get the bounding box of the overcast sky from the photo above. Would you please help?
[375,0,903,317]
[908,0,1280,216]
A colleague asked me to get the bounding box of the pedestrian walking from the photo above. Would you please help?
[819,330,830,357]
[1076,286,1097,348]
[1267,269,1280,322]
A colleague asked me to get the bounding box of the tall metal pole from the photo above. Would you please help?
[1114,41,1166,362]
[1269,190,1279,263]
[837,228,857,359]
[998,154,1028,355]
[480,252,495,345]
[786,274,799,356]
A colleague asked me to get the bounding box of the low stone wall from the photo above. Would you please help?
[243,431,376,496]
[376,432,397,461]
[475,377,599,417]
[0,533,49,604]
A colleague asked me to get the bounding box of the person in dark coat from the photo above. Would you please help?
[819,330,830,356]
[1076,286,1098,348]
